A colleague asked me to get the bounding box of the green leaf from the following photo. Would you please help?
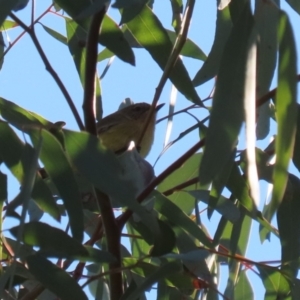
[0,32,4,70]
[255,0,279,139]
[226,163,257,215]
[158,153,202,215]
[225,208,252,298]
[193,4,232,85]
[0,122,59,219]
[26,254,88,300]
[123,258,193,291]
[54,0,135,65]
[199,3,253,185]
[114,0,148,24]
[99,15,135,65]
[6,143,41,219]
[208,153,235,219]
[293,105,300,172]
[163,249,210,261]
[153,191,212,248]
[233,270,254,300]
[10,222,87,256]
[257,265,291,299]
[0,0,19,27]
[66,18,87,85]
[54,0,103,20]
[63,130,164,250]
[188,190,240,222]
[166,30,206,61]
[121,260,182,300]
[125,5,201,104]
[30,129,84,242]
[40,23,67,45]
[286,0,300,15]
[0,171,7,206]
[270,11,298,222]
[75,0,107,20]
[127,219,152,256]
[0,20,18,31]
[170,0,183,33]
[0,97,52,130]
[277,174,300,279]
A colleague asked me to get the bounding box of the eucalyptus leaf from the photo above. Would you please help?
[26,254,88,300]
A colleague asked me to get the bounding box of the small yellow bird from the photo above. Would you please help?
[97,102,164,157]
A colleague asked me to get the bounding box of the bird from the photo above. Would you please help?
[97,102,164,157]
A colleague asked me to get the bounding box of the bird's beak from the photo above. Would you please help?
[155,103,165,112]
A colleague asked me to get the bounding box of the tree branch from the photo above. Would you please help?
[9,13,85,131]
[83,8,106,134]
[81,8,123,299]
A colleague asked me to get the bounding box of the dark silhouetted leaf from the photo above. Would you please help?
[10,222,87,257]
[125,5,201,104]
[270,11,298,223]
[286,0,300,15]
[193,4,232,86]
[255,0,278,139]
[26,254,88,300]
[0,0,19,27]
[153,191,212,248]
[30,129,83,242]
[257,265,291,299]
[277,174,300,279]
[199,4,253,185]
[121,260,182,300]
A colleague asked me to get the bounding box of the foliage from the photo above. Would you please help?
[0,0,299,299]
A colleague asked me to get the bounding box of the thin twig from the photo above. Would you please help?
[31,0,35,25]
[83,7,106,134]
[0,4,53,61]
[9,13,85,131]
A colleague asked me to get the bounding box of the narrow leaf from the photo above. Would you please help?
[63,130,163,247]
[244,37,260,206]
[26,254,88,300]
[0,0,19,26]
[193,4,232,85]
[257,265,291,299]
[0,97,52,129]
[121,261,182,300]
[153,191,212,248]
[66,18,87,85]
[0,121,59,219]
[40,23,67,45]
[270,12,298,222]
[10,222,88,257]
[30,129,84,242]
[255,0,279,139]
[125,5,201,104]
[199,4,254,185]
[286,0,300,15]
[277,174,300,279]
